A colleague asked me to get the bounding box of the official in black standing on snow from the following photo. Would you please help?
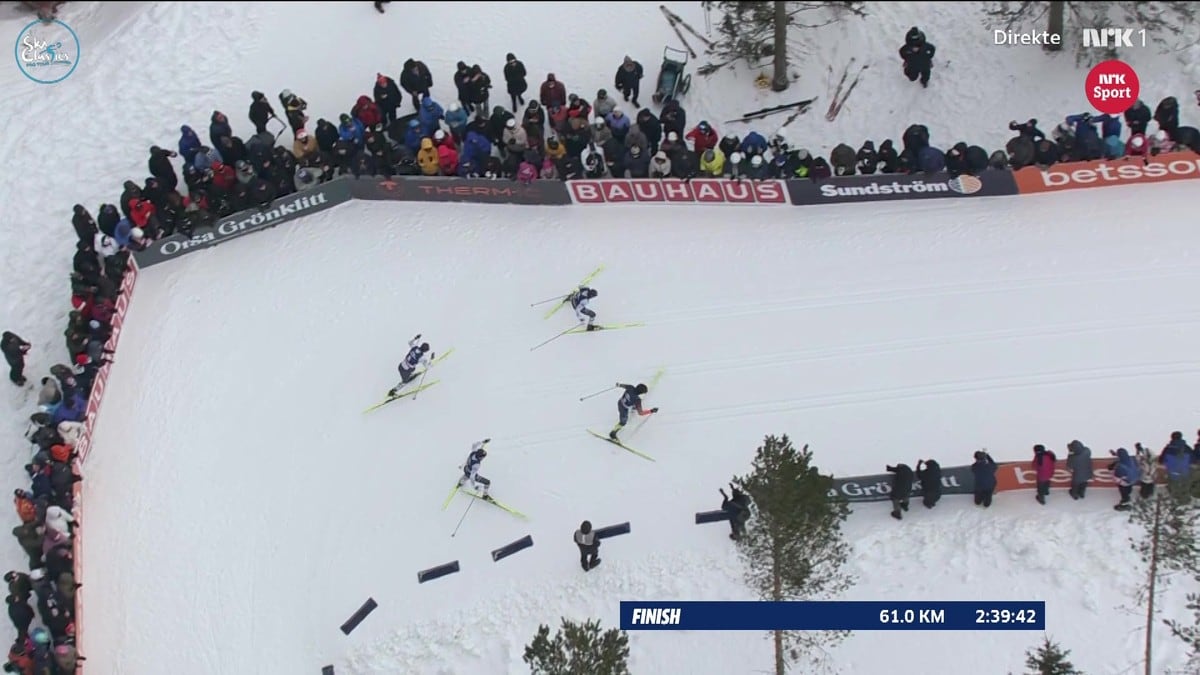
[574,520,601,571]
[899,26,935,89]
[615,55,644,107]
[1,332,31,386]
[887,463,913,520]
[248,91,276,135]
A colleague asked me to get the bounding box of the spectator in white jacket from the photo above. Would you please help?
[56,421,85,448]
[43,505,74,537]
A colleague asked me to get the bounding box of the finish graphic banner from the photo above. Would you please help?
[619,601,1045,631]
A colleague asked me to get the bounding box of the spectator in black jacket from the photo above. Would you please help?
[615,55,644,107]
[70,205,96,245]
[373,73,402,125]
[887,463,914,520]
[916,459,942,508]
[1154,96,1180,138]
[1008,118,1045,142]
[1125,99,1152,135]
[971,450,997,507]
[400,58,434,110]
[248,90,275,135]
[503,53,528,111]
[1,332,31,386]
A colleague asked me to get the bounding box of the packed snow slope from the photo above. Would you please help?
[83,180,1199,675]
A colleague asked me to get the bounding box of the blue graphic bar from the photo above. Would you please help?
[619,601,1045,631]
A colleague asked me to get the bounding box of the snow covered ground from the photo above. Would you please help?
[1,2,1198,674]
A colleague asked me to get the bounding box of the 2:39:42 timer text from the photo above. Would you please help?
[976,608,1038,625]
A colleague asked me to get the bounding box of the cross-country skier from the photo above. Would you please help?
[609,383,658,441]
[565,286,600,331]
[388,334,434,396]
[458,439,492,499]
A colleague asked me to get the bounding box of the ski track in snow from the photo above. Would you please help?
[0,2,1198,674]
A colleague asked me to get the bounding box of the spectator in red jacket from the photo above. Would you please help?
[437,143,459,175]
[210,161,236,191]
[686,121,718,156]
[353,95,382,128]
[1032,444,1057,505]
[539,73,566,108]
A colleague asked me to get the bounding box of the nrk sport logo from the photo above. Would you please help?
[1085,59,1139,115]
[14,19,80,84]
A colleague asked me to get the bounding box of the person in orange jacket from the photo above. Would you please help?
[12,491,36,525]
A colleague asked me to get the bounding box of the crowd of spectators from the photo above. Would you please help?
[1,38,1198,674]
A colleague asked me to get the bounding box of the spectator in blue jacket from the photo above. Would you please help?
[971,450,997,508]
[403,119,424,153]
[457,156,478,178]
[50,393,84,426]
[444,102,469,141]
[1111,447,1140,510]
[178,125,203,165]
[338,113,365,148]
[113,218,135,248]
[462,129,492,168]
[1160,431,1192,494]
[418,95,445,137]
[739,130,768,157]
[1065,113,1104,160]
[1093,113,1122,139]
[605,109,630,141]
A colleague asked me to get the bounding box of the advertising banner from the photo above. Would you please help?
[1013,151,1200,194]
[568,178,787,205]
[787,170,1018,205]
[134,180,353,268]
[75,255,138,465]
[353,176,571,205]
[830,459,1124,504]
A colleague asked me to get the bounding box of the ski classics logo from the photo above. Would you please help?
[569,179,787,205]
[1013,152,1200,194]
[787,171,1017,205]
[14,19,80,84]
[1084,59,1139,115]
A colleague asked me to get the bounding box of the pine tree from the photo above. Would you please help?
[733,435,854,674]
[984,1,1200,64]
[522,618,631,675]
[1126,481,1200,675]
[698,1,866,77]
[1163,475,1200,671]
[1024,635,1084,674]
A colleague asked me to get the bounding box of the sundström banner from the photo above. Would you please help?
[787,170,1018,205]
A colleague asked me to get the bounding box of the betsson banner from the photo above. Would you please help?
[1013,151,1200,194]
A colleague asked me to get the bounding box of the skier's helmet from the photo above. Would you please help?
[635,383,648,395]
[588,288,598,299]
[281,89,294,100]
[420,343,430,352]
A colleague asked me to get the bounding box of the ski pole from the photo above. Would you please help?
[451,498,474,538]
[579,385,618,402]
[412,356,434,401]
[529,293,569,308]
[530,325,577,352]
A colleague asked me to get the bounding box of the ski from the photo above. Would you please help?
[544,266,605,319]
[587,429,656,462]
[442,482,461,510]
[826,64,868,122]
[565,322,645,335]
[362,381,440,413]
[824,59,855,121]
[460,489,527,518]
[723,98,816,125]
